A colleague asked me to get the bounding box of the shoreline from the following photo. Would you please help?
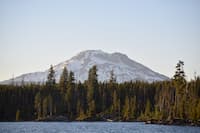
[1,119,199,127]
[145,119,200,127]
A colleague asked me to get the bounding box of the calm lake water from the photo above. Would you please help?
[0,122,199,133]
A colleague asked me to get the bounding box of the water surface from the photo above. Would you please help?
[0,122,199,133]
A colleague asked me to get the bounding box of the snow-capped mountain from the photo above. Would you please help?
[1,50,169,84]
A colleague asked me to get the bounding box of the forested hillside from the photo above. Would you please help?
[0,61,200,124]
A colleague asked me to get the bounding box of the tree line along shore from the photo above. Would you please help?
[0,61,200,126]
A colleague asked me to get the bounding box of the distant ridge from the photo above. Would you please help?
[0,50,169,84]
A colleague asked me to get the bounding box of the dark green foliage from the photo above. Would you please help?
[46,65,56,89]
[34,92,42,119]
[144,99,151,119]
[66,71,76,120]
[173,61,187,119]
[0,84,39,121]
[122,96,130,120]
[0,63,200,122]
[109,70,116,83]
[59,66,68,93]
[87,66,99,117]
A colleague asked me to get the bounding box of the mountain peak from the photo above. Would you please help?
[0,50,169,84]
[79,49,104,54]
[76,49,105,56]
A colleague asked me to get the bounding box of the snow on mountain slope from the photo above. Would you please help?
[1,50,169,84]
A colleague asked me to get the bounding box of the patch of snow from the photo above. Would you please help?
[0,50,169,84]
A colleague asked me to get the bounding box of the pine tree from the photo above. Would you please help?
[59,66,68,93]
[174,61,185,82]
[46,65,56,89]
[196,99,200,120]
[34,92,42,119]
[110,70,118,116]
[76,99,86,120]
[123,96,130,121]
[67,71,76,119]
[112,90,120,119]
[109,70,116,83]
[173,60,186,118]
[130,96,136,120]
[87,66,99,116]
[144,99,151,119]
[42,97,48,118]
[112,90,118,113]
[88,100,96,117]
[47,94,53,116]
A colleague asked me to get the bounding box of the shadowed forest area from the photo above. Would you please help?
[0,61,200,125]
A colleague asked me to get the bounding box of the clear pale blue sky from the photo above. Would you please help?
[0,0,200,81]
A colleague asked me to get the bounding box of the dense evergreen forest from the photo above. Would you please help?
[0,61,200,124]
